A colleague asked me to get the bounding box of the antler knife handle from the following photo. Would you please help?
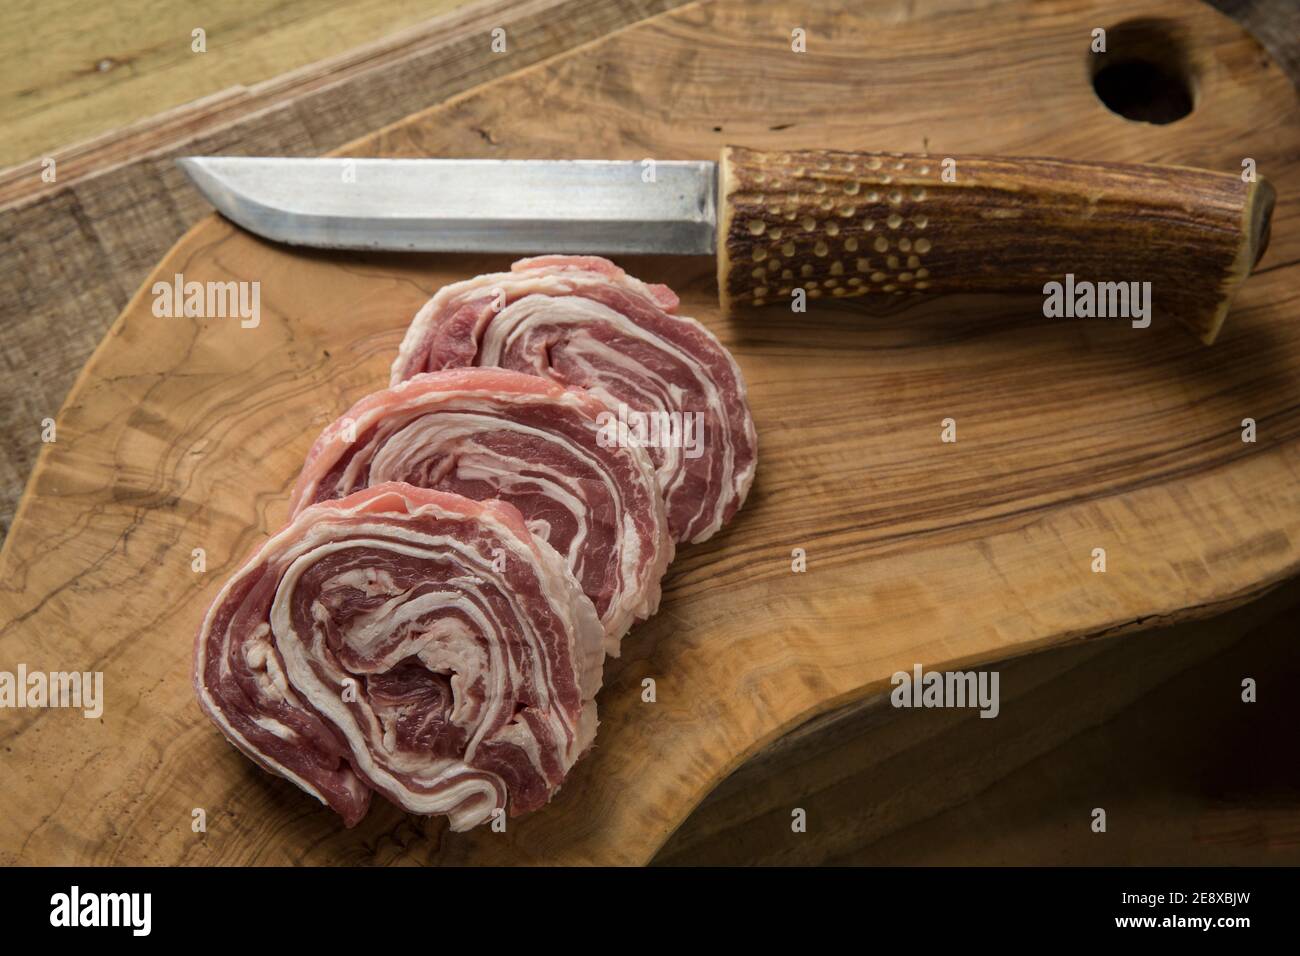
[717,146,1274,343]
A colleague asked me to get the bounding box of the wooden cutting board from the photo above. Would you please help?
[2,0,1298,866]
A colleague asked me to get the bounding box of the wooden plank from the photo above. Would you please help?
[1,0,1297,866]
[0,0,476,169]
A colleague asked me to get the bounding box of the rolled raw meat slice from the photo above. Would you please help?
[193,482,604,831]
[289,368,671,653]
[391,256,758,545]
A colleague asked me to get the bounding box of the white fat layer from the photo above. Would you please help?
[317,394,665,645]
[274,535,523,783]
[368,412,596,569]
[392,269,667,385]
[251,715,298,741]
[197,487,604,828]
[481,295,737,541]
[389,266,756,543]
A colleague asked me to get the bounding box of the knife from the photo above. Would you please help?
[178,148,1274,343]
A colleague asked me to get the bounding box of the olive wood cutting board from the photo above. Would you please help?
[2,0,1298,865]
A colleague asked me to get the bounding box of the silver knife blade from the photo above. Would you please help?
[176,157,718,255]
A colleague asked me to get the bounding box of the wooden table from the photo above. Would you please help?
[1,0,1298,866]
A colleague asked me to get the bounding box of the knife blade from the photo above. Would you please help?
[177,148,1274,343]
[176,156,717,255]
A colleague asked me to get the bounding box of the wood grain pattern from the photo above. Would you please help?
[2,0,1299,866]
[0,0,466,169]
[659,577,1300,865]
[0,0,1287,544]
[0,0,688,540]
[718,147,1274,342]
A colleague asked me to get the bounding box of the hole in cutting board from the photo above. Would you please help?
[1089,19,1197,125]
